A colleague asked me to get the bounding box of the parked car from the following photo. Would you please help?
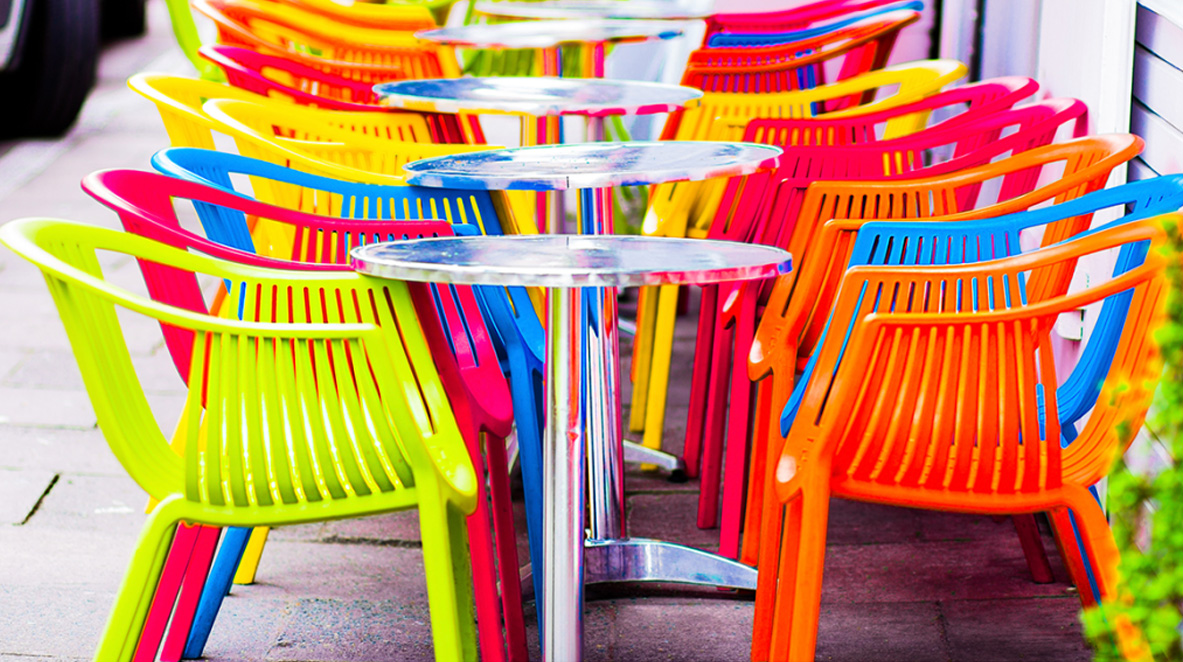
[0,0,146,139]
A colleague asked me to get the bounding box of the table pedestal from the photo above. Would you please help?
[538,191,759,662]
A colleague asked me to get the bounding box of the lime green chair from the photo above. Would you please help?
[0,218,479,662]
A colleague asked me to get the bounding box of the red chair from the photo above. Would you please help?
[683,10,920,96]
[199,44,484,144]
[704,0,913,43]
[82,169,528,662]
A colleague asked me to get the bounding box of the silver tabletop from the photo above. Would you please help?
[350,235,791,287]
[402,140,784,191]
[476,0,715,20]
[373,77,703,117]
[415,19,685,50]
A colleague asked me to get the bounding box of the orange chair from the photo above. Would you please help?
[751,213,1171,661]
[739,135,1144,565]
[192,0,461,82]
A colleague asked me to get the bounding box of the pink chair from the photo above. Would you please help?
[81,168,527,662]
[704,0,915,44]
[198,44,484,145]
[686,98,1090,560]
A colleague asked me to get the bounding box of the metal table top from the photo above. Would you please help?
[402,140,783,191]
[475,0,714,20]
[351,235,791,288]
[373,77,703,117]
[415,19,685,50]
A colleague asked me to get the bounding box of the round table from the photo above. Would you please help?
[351,234,791,662]
[375,78,703,232]
[416,19,686,77]
[475,0,715,21]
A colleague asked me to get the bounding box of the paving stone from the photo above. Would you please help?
[627,491,724,552]
[610,600,751,662]
[19,473,148,537]
[820,539,1077,603]
[0,386,97,428]
[0,349,25,381]
[268,597,436,661]
[0,585,112,659]
[317,510,423,544]
[824,498,926,546]
[234,540,432,604]
[944,597,1093,662]
[0,467,57,525]
[0,425,125,475]
[815,601,949,662]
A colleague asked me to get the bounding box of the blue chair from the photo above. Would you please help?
[706,0,924,48]
[774,175,1183,604]
[149,147,550,652]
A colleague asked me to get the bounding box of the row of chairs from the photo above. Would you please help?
[2,0,1169,660]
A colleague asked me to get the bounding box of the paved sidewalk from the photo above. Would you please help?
[0,3,1095,660]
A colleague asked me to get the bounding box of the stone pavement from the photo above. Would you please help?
[0,3,1095,660]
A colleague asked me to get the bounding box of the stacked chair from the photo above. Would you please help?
[2,0,1175,660]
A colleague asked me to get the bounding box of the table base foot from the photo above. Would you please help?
[622,441,686,481]
[520,538,757,597]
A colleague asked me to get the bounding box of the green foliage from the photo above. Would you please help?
[1085,223,1183,661]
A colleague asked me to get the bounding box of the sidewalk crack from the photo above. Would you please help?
[16,473,59,526]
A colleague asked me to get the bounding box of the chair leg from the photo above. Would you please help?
[719,294,757,559]
[696,321,733,529]
[1011,514,1053,584]
[95,498,187,662]
[131,522,201,662]
[683,285,719,478]
[461,431,507,662]
[484,432,529,661]
[628,285,658,433]
[157,525,220,662]
[640,283,683,457]
[741,373,795,566]
[419,490,479,662]
[181,526,254,659]
[231,527,269,584]
[1060,486,1121,605]
[739,380,773,567]
[770,475,831,662]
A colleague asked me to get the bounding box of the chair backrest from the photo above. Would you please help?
[192,0,460,80]
[705,0,912,41]
[151,147,513,237]
[276,0,438,29]
[747,134,1145,383]
[82,168,514,437]
[706,0,923,47]
[0,217,470,505]
[659,59,966,144]
[784,215,1169,500]
[199,45,483,143]
[201,98,493,185]
[739,76,1038,147]
[713,97,1089,247]
[683,10,920,96]
[129,73,267,149]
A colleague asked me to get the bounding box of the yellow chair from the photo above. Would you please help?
[629,59,967,457]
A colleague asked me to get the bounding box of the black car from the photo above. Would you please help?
[0,0,145,138]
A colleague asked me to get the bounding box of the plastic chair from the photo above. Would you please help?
[275,0,438,30]
[742,142,1158,563]
[0,217,485,662]
[680,98,1093,539]
[192,0,461,81]
[82,168,528,661]
[150,146,551,614]
[751,213,1172,661]
[706,1,923,48]
[632,65,1000,461]
[683,10,921,95]
[199,45,485,143]
[704,0,917,43]
[681,133,1137,564]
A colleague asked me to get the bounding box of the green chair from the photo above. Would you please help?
[0,218,479,661]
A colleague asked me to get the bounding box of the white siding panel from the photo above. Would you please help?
[1131,101,1183,175]
[1132,46,1183,133]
